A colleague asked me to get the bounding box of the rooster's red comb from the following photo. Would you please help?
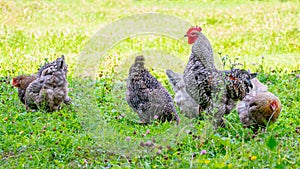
[186,26,202,34]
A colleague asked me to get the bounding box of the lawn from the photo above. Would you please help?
[0,0,299,168]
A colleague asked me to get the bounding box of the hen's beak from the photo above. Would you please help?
[270,102,277,111]
[184,34,188,37]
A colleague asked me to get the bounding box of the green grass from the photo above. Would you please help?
[1,0,300,168]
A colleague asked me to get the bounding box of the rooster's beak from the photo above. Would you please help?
[184,34,188,37]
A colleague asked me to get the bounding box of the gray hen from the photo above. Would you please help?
[166,69,199,118]
[25,55,71,111]
[126,56,180,124]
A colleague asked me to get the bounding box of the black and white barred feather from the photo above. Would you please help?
[183,31,256,128]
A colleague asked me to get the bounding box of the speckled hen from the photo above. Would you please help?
[126,56,180,124]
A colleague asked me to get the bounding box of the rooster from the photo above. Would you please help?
[183,26,256,128]
[126,56,180,124]
[237,78,282,130]
[166,69,237,119]
[12,55,71,111]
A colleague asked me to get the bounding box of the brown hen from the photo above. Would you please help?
[237,78,282,130]
[12,75,37,104]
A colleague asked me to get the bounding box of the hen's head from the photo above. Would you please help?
[12,75,28,88]
[134,55,145,68]
[184,26,202,44]
[166,69,184,92]
[56,55,65,70]
[270,99,281,112]
[129,55,146,76]
[12,77,20,87]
